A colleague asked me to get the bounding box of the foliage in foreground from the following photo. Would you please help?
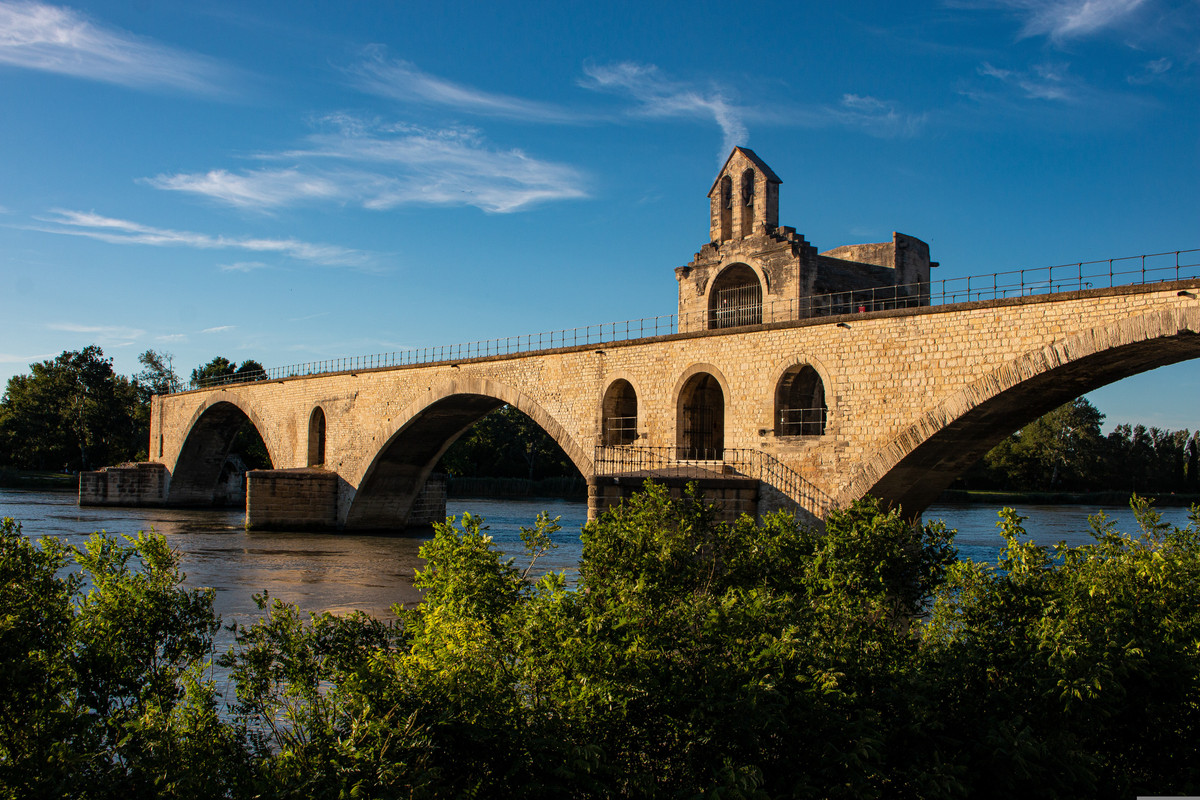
[3,488,1200,798]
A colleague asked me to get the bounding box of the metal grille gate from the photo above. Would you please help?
[711,282,763,329]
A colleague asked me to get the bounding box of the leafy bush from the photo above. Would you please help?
[4,487,1200,798]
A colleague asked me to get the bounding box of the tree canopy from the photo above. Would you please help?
[959,397,1200,496]
[0,346,144,470]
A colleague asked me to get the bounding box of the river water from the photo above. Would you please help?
[2,488,1195,630]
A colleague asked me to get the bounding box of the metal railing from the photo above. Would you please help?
[180,248,1199,391]
[593,444,831,518]
[602,416,638,446]
[777,407,828,437]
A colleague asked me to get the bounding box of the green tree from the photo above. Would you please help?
[135,349,180,396]
[922,499,1200,798]
[438,404,576,481]
[983,398,1106,491]
[0,519,252,798]
[189,356,236,387]
[190,357,267,388]
[0,346,144,470]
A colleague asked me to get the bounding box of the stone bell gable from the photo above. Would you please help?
[677,148,936,332]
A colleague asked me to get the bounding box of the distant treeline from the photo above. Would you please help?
[0,348,267,473]
[953,397,1200,496]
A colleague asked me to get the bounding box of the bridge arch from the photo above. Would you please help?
[169,393,278,506]
[343,376,590,529]
[841,306,1200,517]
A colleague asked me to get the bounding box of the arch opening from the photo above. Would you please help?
[740,168,756,238]
[776,365,827,436]
[170,401,271,507]
[601,380,638,445]
[345,391,588,530]
[718,174,733,242]
[677,372,725,460]
[853,319,1200,518]
[307,407,326,467]
[708,263,763,330]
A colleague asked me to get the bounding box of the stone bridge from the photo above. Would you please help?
[79,149,1200,529]
[111,280,1199,530]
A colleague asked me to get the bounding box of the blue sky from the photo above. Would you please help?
[0,0,1197,431]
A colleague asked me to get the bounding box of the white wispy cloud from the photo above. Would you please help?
[46,322,144,344]
[219,260,271,272]
[30,209,375,268]
[348,47,584,124]
[1127,56,1172,84]
[145,118,588,214]
[829,94,929,137]
[0,350,55,363]
[0,0,235,93]
[978,61,1080,100]
[580,61,925,144]
[201,325,234,334]
[155,333,187,342]
[1007,0,1149,41]
[580,62,749,153]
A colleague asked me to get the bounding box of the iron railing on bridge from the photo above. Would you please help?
[180,248,1199,392]
[592,444,831,519]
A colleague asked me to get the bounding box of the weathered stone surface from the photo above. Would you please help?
[147,282,1200,529]
[79,462,169,506]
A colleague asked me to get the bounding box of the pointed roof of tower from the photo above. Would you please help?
[708,147,782,196]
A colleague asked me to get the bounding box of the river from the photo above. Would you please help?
[2,488,1195,630]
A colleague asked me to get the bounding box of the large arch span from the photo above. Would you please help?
[343,377,591,529]
[842,306,1200,516]
[169,394,278,506]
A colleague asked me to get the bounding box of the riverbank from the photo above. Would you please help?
[0,468,77,491]
[939,488,1200,507]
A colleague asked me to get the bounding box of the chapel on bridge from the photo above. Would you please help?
[675,147,937,332]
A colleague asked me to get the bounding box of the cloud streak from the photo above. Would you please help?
[0,0,235,93]
[580,62,748,153]
[1012,0,1148,41]
[978,61,1079,100]
[348,48,584,124]
[46,322,145,346]
[146,118,589,213]
[30,209,375,268]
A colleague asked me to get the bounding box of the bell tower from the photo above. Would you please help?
[708,147,781,243]
[677,147,935,334]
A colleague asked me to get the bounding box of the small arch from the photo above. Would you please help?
[740,168,756,237]
[601,379,638,445]
[677,371,725,459]
[708,262,763,329]
[718,174,733,242]
[775,365,827,436]
[307,406,326,466]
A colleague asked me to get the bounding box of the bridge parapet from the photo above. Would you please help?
[177,249,1199,393]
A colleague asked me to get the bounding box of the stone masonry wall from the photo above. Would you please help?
[154,282,1200,526]
[79,462,169,506]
